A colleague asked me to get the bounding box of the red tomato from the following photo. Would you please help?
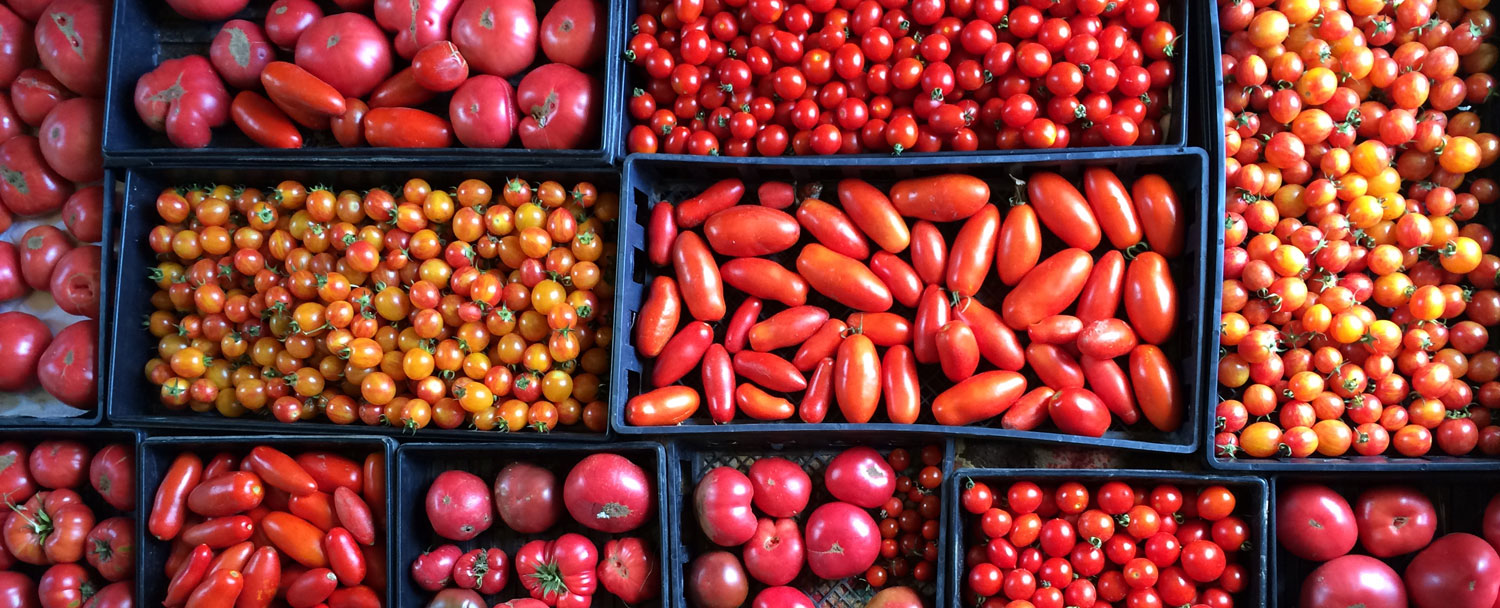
[805,501,879,579]
[36,320,95,409]
[49,245,100,318]
[824,447,895,509]
[1404,534,1500,608]
[452,0,537,77]
[517,64,601,149]
[449,76,518,148]
[1354,486,1436,558]
[294,13,393,98]
[563,453,652,533]
[38,97,102,183]
[1277,484,1357,561]
[540,0,606,68]
[0,312,49,391]
[33,0,108,96]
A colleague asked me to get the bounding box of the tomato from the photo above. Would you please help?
[1002,248,1093,329]
[484,462,559,536]
[933,370,1027,426]
[5,491,93,565]
[753,586,814,608]
[374,0,459,59]
[425,470,492,541]
[38,97,102,183]
[1047,387,1111,437]
[230,91,302,148]
[704,206,800,257]
[294,13,392,98]
[798,243,892,312]
[1028,172,1101,249]
[37,320,95,410]
[363,107,454,147]
[49,245,100,318]
[1405,533,1500,608]
[427,588,485,608]
[19,225,72,291]
[694,466,756,547]
[0,243,24,303]
[889,175,989,222]
[452,0,536,77]
[837,178,911,253]
[541,0,606,68]
[1124,252,1177,344]
[626,385,699,426]
[743,517,803,586]
[517,64,601,149]
[747,457,810,518]
[806,501,879,579]
[0,571,34,608]
[686,551,748,608]
[0,136,72,216]
[1354,486,1436,558]
[209,20,275,91]
[1278,484,1357,561]
[1133,174,1184,257]
[39,563,94,608]
[0,313,49,391]
[824,446,895,509]
[34,0,107,96]
[84,517,133,582]
[564,453,651,533]
[264,0,321,49]
[599,537,659,603]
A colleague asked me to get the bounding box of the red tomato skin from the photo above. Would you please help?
[674,232,727,321]
[702,344,736,424]
[933,370,1028,426]
[635,277,680,358]
[913,285,950,364]
[952,297,1025,371]
[997,204,1042,285]
[797,243,893,312]
[721,258,809,307]
[677,179,746,228]
[517,64,600,149]
[1132,174,1185,257]
[838,178,911,253]
[1083,167,1144,249]
[882,345,920,424]
[1130,345,1182,432]
[1082,355,1141,425]
[451,0,536,77]
[797,198,871,260]
[1028,172,1101,250]
[0,312,49,391]
[1124,252,1177,344]
[889,174,990,222]
[1355,487,1436,558]
[1048,387,1112,437]
[834,334,881,423]
[1404,533,1500,608]
[626,386,699,426]
[704,206,801,257]
[652,322,714,387]
[1002,248,1093,330]
[947,204,1000,296]
[36,320,95,409]
[647,202,677,267]
[294,13,393,98]
[1076,250,1125,323]
[1277,484,1358,562]
[870,251,924,308]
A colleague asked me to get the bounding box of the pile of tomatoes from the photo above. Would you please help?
[0,0,109,415]
[625,168,1186,439]
[0,439,135,608]
[137,0,605,149]
[141,177,616,434]
[959,478,1254,608]
[1216,0,1500,459]
[685,444,944,608]
[412,453,660,607]
[625,0,1180,156]
[146,444,387,608]
[1277,482,1500,608]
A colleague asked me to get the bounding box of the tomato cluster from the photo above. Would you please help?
[146,445,387,608]
[0,439,135,608]
[626,169,1186,439]
[685,444,945,608]
[0,0,109,416]
[626,0,1179,156]
[141,178,617,434]
[1216,0,1500,460]
[1278,483,1500,608]
[138,0,605,149]
[960,479,1253,608]
[412,453,660,606]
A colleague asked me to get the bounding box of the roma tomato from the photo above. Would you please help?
[1002,248,1093,329]
[1029,172,1101,250]
[1124,252,1177,344]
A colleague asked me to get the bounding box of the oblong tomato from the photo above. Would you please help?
[869,252,923,308]
[647,202,676,267]
[844,312,910,347]
[1026,343,1085,389]
[946,204,1000,296]
[937,320,980,382]
[913,284,949,364]
[797,198,871,260]
[1048,388,1111,437]
[1130,344,1182,432]
[889,174,989,221]
[626,385,699,426]
[1076,250,1125,323]
[231,91,303,149]
[909,220,946,285]
[702,344,735,424]
[1078,318,1138,360]
[1083,167,1144,250]
[952,297,1025,371]
[792,319,846,372]
[736,384,796,420]
[750,306,829,352]
[330,97,368,147]
[1028,315,1084,345]
[1001,248,1093,330]
[882,345,920,424]
[262,511,329,568]
[362,107,454,147]
[933,370,1027,426]
[704,206,800,257]
[1002,387,1055,431]
[796,244,892,312]
[652,321,713,387]
[1124,252,1177,344]
[837,178,910,253]
[677,179,745,228]
[997,204,1042,285]
[1132,174,1184,257]
[733,351,806,393]
[1081,355,1140,425]
[1028,171,1100,250]
[368,68,437,109]
[673,232,726,321]
[834,334,881,423]
[634,277,680,358]
[260,61,346,117]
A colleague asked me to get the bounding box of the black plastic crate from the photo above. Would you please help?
[669,439,955,608]
[1268,473,1500,608]
[612,0,1191,162]
[0,171,119,426]
[1203,13,1500,471]
[107,166,617,440]
[610,149,1214,455]
[103,0,623,168]
[135,434,397,607]
[946,468,1269,608]
[393,441,671,607]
